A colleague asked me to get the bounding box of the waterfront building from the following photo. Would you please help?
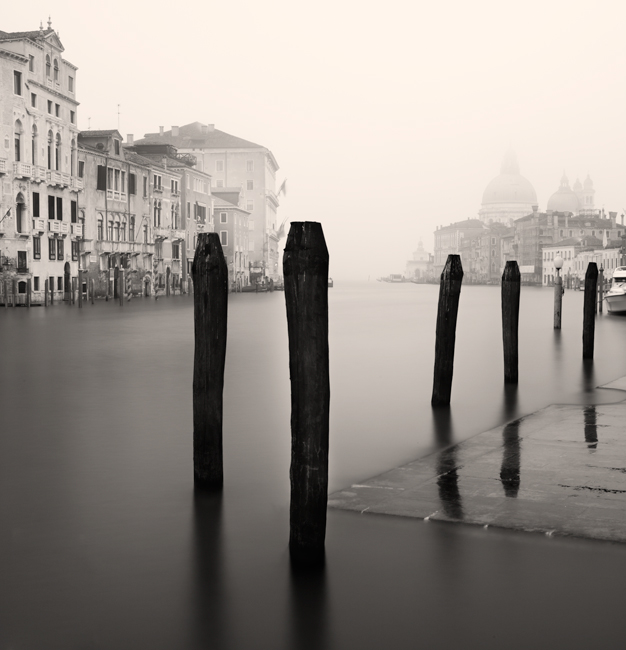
[433,218,485,276]
[0,23,82,303]
[213,196,250,290]
[478,150,537,226]
[405,241,433,280]
[135,123,282,281]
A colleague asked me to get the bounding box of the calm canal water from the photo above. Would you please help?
[2,282,626,649]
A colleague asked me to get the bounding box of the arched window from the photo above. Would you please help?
[55,133,61,171]
[114,220,120,241]
[47,131,53,170]
[121,219,126,242]
[108,219,114,241]
[70,138,76,176]
[31,125,37,165]
[14,120,22,162]
[46,55,51,77]
[15,192,25,234]
[53,59,59,82]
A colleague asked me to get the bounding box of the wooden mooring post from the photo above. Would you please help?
[501,261,520,384]
[78,270,83,308]
[583,262,598,359]
[598,266,604,314]
[554,271,563,329]
[50,277,54,305]
[26,278,31,308]
[431,255,464,407]
[119,269,125,306]
[44,279,49,307]
[284,222,330,563]
[90,278,95,305]
[3,280,7,308]
[192,232,228,490]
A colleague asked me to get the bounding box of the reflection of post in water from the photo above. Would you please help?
[584,405,598,450]
[289,561,328,650]
[192,490,228,648]
[582,359,595,394]
[436,446,464,519]
[502,384,518,422]
[500,419,521,498]
[432,406,453,449]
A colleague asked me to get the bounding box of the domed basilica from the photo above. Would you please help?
[546,173,595,215]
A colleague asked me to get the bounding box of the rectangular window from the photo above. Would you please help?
[71,200,77,223]
[97,165,106,191]
[70,110,75,124]
[114,169,120,191]
[57,239,64,260]
[187,201,191,218]
[13,71,22,96]
[107,168,113,189]
[129,173,136,195]
[143,176,148,197]
[48,237,56,260]
[55,104,60,118]
[29,55,35,72]
[48,195,55,219]
[34,277,40,291]
[68,76,74,92]
[78,160,85,178]
[220,212,227,223]
[247,160,254,172]
[57,277,63,291]
[114,139,120,155]
[71,240,78,261]
[154,174,162,189]
[17,251,27,270]
[129,217,135,242]
[32,192,40,217]
[33,237,41,259]
[220,230,228,247]
[47,100,52,114]
[247,180,254,191]
[172,242,180,260]
[246,200,254,211]
[56,197,63,221]
[216,160,224,172]
[31,93,37,108]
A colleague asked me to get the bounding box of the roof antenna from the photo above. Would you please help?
[117,104,121,131]
[88,117,91,130]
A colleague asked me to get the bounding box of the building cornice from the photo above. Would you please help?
[0,47,28,63]
[28,79,79,106]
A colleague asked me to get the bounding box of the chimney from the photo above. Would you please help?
[172,126,179,137]
[201,125,208,134]
[127,134,134,145]
[609,211,617,228]
[162,156,167,170]
[159,126,164,136]
[207,124,215,132]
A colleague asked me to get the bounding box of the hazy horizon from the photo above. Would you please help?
[4,0,625,279]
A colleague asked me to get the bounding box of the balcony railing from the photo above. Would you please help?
[60,222,69,234]
[153,185,163,193]
[0,158,7,174]
[34,166,47,182]
[154,227,169,240]
[71,177,84,190]
[172,229,185,242]
[106,189,127,202]
[71,223,83,237]
[13,162,33,178]
[48,170,63,186]
[32,218,46,232]
[61,172,70,185]
[49,220,61,233]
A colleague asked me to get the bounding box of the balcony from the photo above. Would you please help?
[33,166,47,183]
[16,266,29,274]
[49,220,61,233]
[61,172,70,186]
[60,222,69,235]
[32,218,46,233]
[13,162,33,178]
[153,185,163,194]
[71,223,83,237]
[71,177,84,190]
[48,170,63,186]
[0,158,8,174]
[141,243,155,255]
[106,189,127,202]
[154,227,169,241]
[172,229,185,242]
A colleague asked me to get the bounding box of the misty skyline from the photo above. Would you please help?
[4,0,625,278]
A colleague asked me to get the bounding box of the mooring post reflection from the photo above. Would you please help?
[436,446,464,520]
[502,383,519,422]
[583,405,598,450]
[432,406,454,448]
[289,562,328,650]
[582,359,596,395]
[192,489,228,648]
[500,419,522,498]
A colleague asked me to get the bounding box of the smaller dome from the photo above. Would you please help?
[573,178,583,191]
[584,174,594,190]
[547,174,580,214]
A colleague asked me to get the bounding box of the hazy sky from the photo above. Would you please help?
[4,1,626,278]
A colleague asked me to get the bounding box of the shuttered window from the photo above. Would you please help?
[97,165,106,191]
[71,200,77,223]
[56,197,63,221]
[48,195,55,220]
[129,173,136,195]
[33,192,40,217]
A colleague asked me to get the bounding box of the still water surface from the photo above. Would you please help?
[2,282,626,649]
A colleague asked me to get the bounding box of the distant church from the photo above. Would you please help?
[478,151,597,224]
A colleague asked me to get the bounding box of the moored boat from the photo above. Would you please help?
[604,267,626,313]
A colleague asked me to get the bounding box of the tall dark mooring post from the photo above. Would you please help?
[284,221,330,563]
[501,261,520,384]
[431,255,463,407]
[583,262,598,360]
[192,232,228,490]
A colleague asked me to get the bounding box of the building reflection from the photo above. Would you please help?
[500,419,521,498]
[436,446,464,519]
[583,405,598,450]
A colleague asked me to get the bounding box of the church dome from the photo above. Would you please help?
[547,173,580,214]
[584,174,594,190]
[481,150,538,206]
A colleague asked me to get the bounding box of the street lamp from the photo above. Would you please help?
[554,256,563,329]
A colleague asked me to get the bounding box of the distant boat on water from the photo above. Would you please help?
[379,274,406,283]
[328,278,334,288]
[605,267,626,313]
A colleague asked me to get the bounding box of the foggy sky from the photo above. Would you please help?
[4,1,626,279]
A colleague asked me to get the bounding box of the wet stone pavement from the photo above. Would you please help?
[329,377,626,543]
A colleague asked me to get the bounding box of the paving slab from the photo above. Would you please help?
[329,381,626,543]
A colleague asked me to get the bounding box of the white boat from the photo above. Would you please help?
[604,267,626,313]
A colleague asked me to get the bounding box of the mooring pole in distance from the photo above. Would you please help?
[283,222,330,563]
[12,279,16,307]
[44,279,49,307]
[90,278,95,305]
[119,269,125,306]
[78,270,83,308]
[598,266,604,314]
[26,278,31,308]
[431,254,464,407]
[583,262,598,359]
[3,280,7,308]
[501,261,521,384]
[192,232,228,490]
[554,275,562,329]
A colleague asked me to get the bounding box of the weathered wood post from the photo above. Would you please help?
[598,266,604,314]
[583,262,598,360]
[192,232,228,490]
[12,279,17,307]
[78,270,83,308]
[119,269,125,306]
[284,222,330,563]
[44,279,49,307]
[26,278,31,308]
[431,255,464,407]
[3,280,7,308]
[554,272,563,329]
[90,278,95,304]
[50,277,54,305]
[501,261,520,384]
